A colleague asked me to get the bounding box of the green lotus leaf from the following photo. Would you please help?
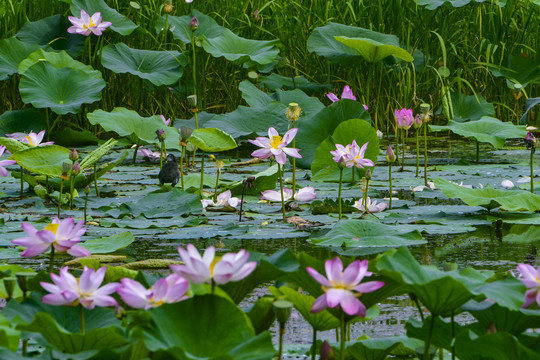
[376,247,489,316]
[335,36,414,63]
[201,28,280,66]
[0,137,32,154]
[19,61,105,115]
[429,117,526,148]
[81,231,134,254]
[19,49,98,75]
[307,22,408,66]
[156,10,224,44]
[520,97,540,124]
[87,107,178,146]
[347,335,423,360]
[140,295,275,359]
[455,330,539,360]
[295,100,370,169]
[101,43,186,86]
[228,164,279,196]
[244,296,276,334]
[99,215,201,229]
[435,92,495,122]
[258,73,332,95]
[405,316,465,351]
[16,15,85,57]
[489,53,540,88]
[417,0,494,10]
[311,219,425,248]
[78,138,117,170]
[0,314,20,352]
[311,118,379,181]
[0,37,40,80]
[9,145,71,177]
[71,0,138,35]
[187,128,237,152]
[0,109,46,137]
[435,178,540,212]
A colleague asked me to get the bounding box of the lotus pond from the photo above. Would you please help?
[1,0,540,359]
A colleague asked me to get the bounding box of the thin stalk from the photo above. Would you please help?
[401,129,405,171]
[20,166,23,199]
[451,310,455,360]
[278,163,287,222]
[239,181,246,222]
[159,141,164,170]
[424,122,428,186]
[363,178,370,215]
[79,305,85,334]
[213,169,221,203]
[291,127,296,194]
[58,180,63,218]
[340,310,346,360]
[69,175,75,210]
[413,297,425,322]
[93,163,100,198]
[132,144,139,165]
[84,190,89,225]
[180,146,185,190]
[278,322,285,360]
[199,151,205,198]
[415,127,420,177]
[338,167,343,220]
[311,329,317,360]
[389,164,393,209]
[49,246,55,273]
[476,140,480,164]
[531,148,535,193]
[423,315,435,360]
[211,279,215,295]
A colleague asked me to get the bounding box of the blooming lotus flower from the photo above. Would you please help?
[136,147,161,162]
[248,127,302,165]
[327,86,369,111]
[160,115,171,126]
[117,274,189,309]
[394,108,414,130]
[353,197,388,213]
[411,181,436,192]
[6,130,54,147]
[260,186,316,202]
[306,257,384,316]
[501,179,515,189]
[41,266,119,309]
[201,190,241,209]
[170,244,256,285]
[349,140,375,168]
[0,146,16,177]
[12,217,90,258]
[515,264,540,308]
[68,10,112,36]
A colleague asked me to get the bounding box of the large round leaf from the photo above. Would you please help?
[81,232,134,254]
[295,100,370,168]
[101,43,186,86]
[141,295,275,359]
[9,145,71,177]
[71,0,138,36]
[489,53,540,88]
[435,178,540,212]
[307,22,408,67]
[311,118,379,181]
[430,117,526,148]
[156,10,224,44]
[188,128,237,152]
[16,15,85,57]
[435,92,495,122]
[311,220,425,248]
[0,37,40,80]
[19,61,105,115]
[0,109,46,137]
[335,36,413,63]
[417,0,491,10]
[18,49,97,75]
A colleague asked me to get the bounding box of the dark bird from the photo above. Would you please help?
[158,154,180,187]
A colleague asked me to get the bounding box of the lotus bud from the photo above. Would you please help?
[526,132,538,150]
[71,162,81,176]
[85,185,90,195]
[3,278,16,300]
[320,341,336,360]
[365,169,372,181]
[273,300,293,324]
[189,16,198,31]
[69,148,79,162]
[413,114,423,129]
[155,129,166,141]
[386,146,396,163]
[252,9,260,22]
[286,102,301,122]
[376,129,383,139]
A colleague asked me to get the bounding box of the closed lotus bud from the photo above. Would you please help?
[376,129,383,139]
[273,300,293,324]
[155,129,166,141]
[386,146,396,163]
[71,162,81,176]
[187,94,198,107]
[85,185,90,195]
[413,114,423,129]
[526,132,538,150]
[320,341,336,360]
[189,16,198,31]
[365,169,372,180]
[286,102,301,122]
[252,9,260,22]
[69,148,79,162]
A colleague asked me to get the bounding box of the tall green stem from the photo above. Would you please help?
[340,311,346,360]
[388,164,393,209]
[363,178,370,214]
[48,246,55,273]
[278,322,285,360]
[451,310,455,360]
[530,148,535,193]
[132,144,139,165]
[423,315,435,360]
[311,329,317,360]
[278,163,287,222]
[213,169,221,203]
[58,180,63,218]
[424,122,428,186]
[199,151,205,198]
[415,127,420,177]
[69,175,75,210]
[291,120,296,194]
[338,167,343,220]
[93,163,100,198]
[476,140,480,164]
[401,129,405,171]
[180,146,185,190]
[79,305,85,334]
[19,166,23,199]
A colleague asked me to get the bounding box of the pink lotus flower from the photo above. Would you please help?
[41,266,119,309]
[170,244,257,285]
[327,86,368,110]
[12,217,90,258]
[330,140,374,169]
[201,190,241,209]
[6,130,54,147]
[353,197,388,213]
[515,264,540,308]
[117,274,189,309]
[306,257,384,316]
[68,10,112,36]
[260,187,316,202]
[248,127,302,165]
[0,146,16,177]
[394,108,414,130]
[137,147,161,162]
[160,115,171,126]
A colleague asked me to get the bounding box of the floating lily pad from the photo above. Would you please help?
[430,117,526,148]
[71,0,138,35]
[258,73,332,95]
[101,43,186,86]
[81,232,134,253]
[0,37,40,80]
[435,178,540,212]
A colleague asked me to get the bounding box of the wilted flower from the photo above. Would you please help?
[170,244,257,285]
[260,186,316,202]
[252,9,260,22]
[12,217,90,257]
[353,197,388,213]
[67,10,112,36]
[61,162,71,181]
[163,0,174,13]
[201,190,241,209]
[286,103,302,122]
[515,264,540,308]
[327,86,368,110]
[411,181,436,192]
[501,179,515,189]
[0,146,16,177]
[160,115,171,126]
[419,103,432,122]
[117,274,189,309]
[306,257,384,316]
[41,266,119,309]
[189,16,199,30]
[248,127,301,165]
[394,108,414,130]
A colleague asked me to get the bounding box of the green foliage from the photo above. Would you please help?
[9,145,70,177]
[71,0,138,35]
[187,128,237,152]
[81,232,134,254]
[0,37,40,80]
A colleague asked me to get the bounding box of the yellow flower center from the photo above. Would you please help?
[270,135,282,149]
[45,223,59,234]
[83,20,96,29]
[25,136,34,146]
[209,257,221,276]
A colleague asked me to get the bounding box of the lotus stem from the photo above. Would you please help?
[213,168,221,203]
[423,315,435,360]
[278,322,285,360]
[401,129,405,171]
[20,166,23,199]
[79,304,85,334]
[292,139,296,195]
[338,167,343,220]
[93,163,100,198]
[416,127,420,177]
[451,310,455,360]
[180,146,186,190]
[311,329,317,360]
[69,176,75,210]
[132,144,139,165]
[49,246,55,273]
[84,189,89,225]
[389,164,393,210]
[363,178,370,215]
[476,140,480,164]
[351,167,355,184]
[58,180,63,218]
[531,147,535,193]
[278,163,287,222]
[340,310,346,360]
[424,122,428,186]
[199,151,205,198]
[211,279,215,295]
